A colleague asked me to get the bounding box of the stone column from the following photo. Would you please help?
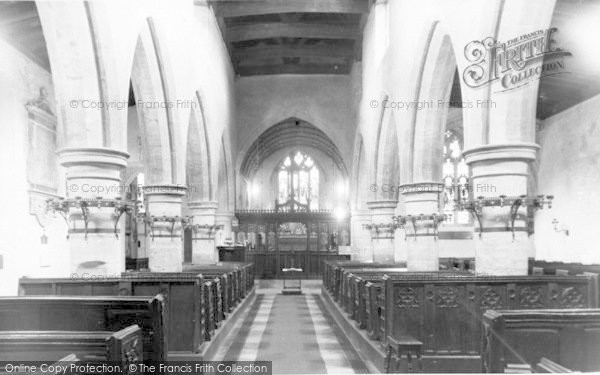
[215,211,235,244]
[366,200,398,264]
[144,185,187,272]
[58,148,129,276]
[463,144,538,275]
[189,201,219,264]
[350,209,373,261]
[400,183,444,272]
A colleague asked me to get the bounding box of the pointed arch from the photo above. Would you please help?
[185,92,211,202]
[129,25,173,185]
[411,23,462,183]
[351,133,369,210]
[216,135,235,212]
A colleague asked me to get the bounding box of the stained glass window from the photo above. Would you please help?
[278,151,319,209]
[443,130,469,224]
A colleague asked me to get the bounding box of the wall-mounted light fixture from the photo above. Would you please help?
[46,196,137,240]
[141,215,192,241]
[551,218,569,236]
[362,222,402,235]
[457,194,554,239]
[392,213,447,241]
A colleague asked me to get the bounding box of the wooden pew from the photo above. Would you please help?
[343,270,470,341]
[20,273,204,355]
[122,271,224,342]
[183,263,256,314]
[382,274,599,371]
[0,295,166,363]
[0,325,142,365]
[529,259,600,275]
[482,309,600,373]
[321,261,407,301]
[183,262,256,303]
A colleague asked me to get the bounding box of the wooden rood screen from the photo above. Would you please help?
[235,206,350,278]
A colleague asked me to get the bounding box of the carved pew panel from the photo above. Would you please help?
[384,275,598,358]
[0,296,165,363]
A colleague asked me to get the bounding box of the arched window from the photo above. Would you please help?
[278,151,319,210]
[442,130,469,224]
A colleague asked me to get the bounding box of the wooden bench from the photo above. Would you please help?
[482,308,600,373]
[0,295,166,363]
[183,263,256,304]
[345,270,470,342]
[0,325,142,365]
[382,274,598,370]
[20,274,204,355]
[529,260,600,276]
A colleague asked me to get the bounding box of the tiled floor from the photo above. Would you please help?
[212,280,368,374]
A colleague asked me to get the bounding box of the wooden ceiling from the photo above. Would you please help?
[209,0,369,76]
[0,1,49,71]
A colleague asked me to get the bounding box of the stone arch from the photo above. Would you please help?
[36,2,103,147]
[185,92,211,202]
[410,24,461,183]
[351,133,370,211]
[129,26,174,186]
[216,135,235,212]
[374,108,400,201]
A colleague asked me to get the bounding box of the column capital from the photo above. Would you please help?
[366,199,398,211]
[188,200,219,211]
[143,184,187,197]
[399,182,444,195]
[350,209,372,219]
[57,147,129,168]
[462,143,539,165]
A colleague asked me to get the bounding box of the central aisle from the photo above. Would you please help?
[212,280,368,374]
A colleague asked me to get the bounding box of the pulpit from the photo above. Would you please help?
[218,245,246,262]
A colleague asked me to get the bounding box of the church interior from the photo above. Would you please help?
[1,0,600,373]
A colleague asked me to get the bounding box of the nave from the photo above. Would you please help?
[209,280,370,374]
[2,0,600,373]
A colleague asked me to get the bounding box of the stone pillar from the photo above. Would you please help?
[144,185,187,272]
[367,200,398,264]
[463,144,538,275]
[400,183,444,272]
[58,148,129,276]
[350,209,373,261]
[189,201,219,264]
[215,211,235,244]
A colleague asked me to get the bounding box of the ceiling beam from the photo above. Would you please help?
[237,62,350,76]
[227,22,359,42]
[210,0,369,18]
[233,44,355,61]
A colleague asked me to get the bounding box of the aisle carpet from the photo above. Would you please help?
[217,282,368,374]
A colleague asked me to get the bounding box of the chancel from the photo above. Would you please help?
[1,0,600,373]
